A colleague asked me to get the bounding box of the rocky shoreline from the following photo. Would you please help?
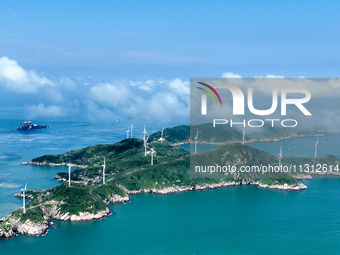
[0,179,309,239]
[117,179,307,196]
[0,192,130,239]
[21,162,88,168]
[257,182,308,191]
[0,214,49,239]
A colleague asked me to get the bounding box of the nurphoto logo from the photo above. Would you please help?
[194,79,312,128]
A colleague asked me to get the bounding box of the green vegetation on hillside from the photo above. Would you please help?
[150,123,321,144]
[2,124,337,238]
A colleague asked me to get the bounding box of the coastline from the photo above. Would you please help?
[3,130,335,240]
[170,133,323,147]
[0,179,308,239]
[20,162,88,168]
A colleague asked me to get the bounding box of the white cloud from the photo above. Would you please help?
[59,76,76,90]
[146,92,189,121]
[90,82,130,107]
[27,104,64,117]
[169,78,189,96]
[87,78,190,122]
[0,56,54,93]
[222,72,242,78]
[85,101,118,121]
[129,79,168,91]
[43,88,65,103]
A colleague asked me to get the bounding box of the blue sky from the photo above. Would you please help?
[2,0,340,78]
[1,1,340,123]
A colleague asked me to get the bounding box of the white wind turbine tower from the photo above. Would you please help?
[242,130,245,145]
[144,135,150,156]
[142,126,150,156]
[126,129,130,139]
[194,130,199,154]
[68,161,72,186]
[278,145,283,167]
[102,157,106,184]
[150,147,156,165]
[143,126,147,143]
[315,137,319,158]
[130,124,133,138]
[160,127,165,143]
[21,181,27,214]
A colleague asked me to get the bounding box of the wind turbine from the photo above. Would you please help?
[68,161,72,186]
[102,157,106,184]
[278,145,283,167]
[194,130,198,154]
[150,147,156,165]
[242,130,245,145]
[126,129,130,139]
[141,126,150,156]
[159,127,165,143]
[130,124,133,138]
[144,135,150,156]
[21,181,27,214]
[143,126,147,143]
[315,137,319,158]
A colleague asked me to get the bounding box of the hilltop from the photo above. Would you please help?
[149,123,321,145]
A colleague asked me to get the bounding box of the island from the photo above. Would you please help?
[0,124,338,239]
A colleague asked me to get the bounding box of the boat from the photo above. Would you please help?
[16,121,49,130]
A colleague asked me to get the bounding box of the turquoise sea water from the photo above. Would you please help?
[1,178,340,255]
[0,120,339,254]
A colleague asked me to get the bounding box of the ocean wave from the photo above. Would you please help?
[0,152,22,160]
[0,173,10,180]
[43,148,59,151]
[0,182,22,189]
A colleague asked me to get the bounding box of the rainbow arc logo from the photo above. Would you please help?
[196,82,223,106]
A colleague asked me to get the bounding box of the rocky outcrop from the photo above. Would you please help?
[151,186,194,194]
[15,219,48,236]
[194,181,241,190]
[117,179,309,195]
[257,182,308,191]
[118,182,242,194]
[0,215,48,239]
[62,208,111,221]
[294,174,313,180]
[0,222,16,239]
[13,192,34,199]
[116,184,194,195]
[40,201,111,221]
[104,194,130,205]
[22,162,87,168]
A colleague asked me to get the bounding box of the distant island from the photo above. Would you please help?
[0,124,338,239]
